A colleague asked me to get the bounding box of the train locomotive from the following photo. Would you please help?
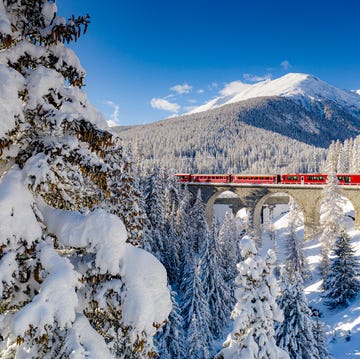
[175,173,360,185]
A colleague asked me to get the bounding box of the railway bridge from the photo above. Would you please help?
[186,183,360,240]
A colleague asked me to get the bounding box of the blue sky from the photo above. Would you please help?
[60,0,360,126]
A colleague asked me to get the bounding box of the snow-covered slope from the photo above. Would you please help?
[260,200,360,358]
[189,73,360,115]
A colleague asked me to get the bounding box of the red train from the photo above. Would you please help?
[175,173,360,185]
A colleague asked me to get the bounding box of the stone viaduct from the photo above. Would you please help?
[186,183,360,239]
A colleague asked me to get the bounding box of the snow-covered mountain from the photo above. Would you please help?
[189,73,360,116]
[117,73,360,174]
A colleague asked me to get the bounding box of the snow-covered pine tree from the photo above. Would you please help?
[218,210,239,286]
[180,255,213,358]
[0,1,171,357]
[217,235,289,359]
[171,185,193,289]
[311,309,330,359]
[156,289,186,359]
[275,271,322,359]
[319,171,345,283]
[285,198,310,281]
[323,141,339,172]
[350,136,360,173]
[324,229,360,309]
[200,221,233,339]
[189,189,209,254]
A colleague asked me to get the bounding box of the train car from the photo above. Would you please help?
[232,174,278,184]
[174,173,231,183]
[190,174,230,183]
[281,174,327,185]
[337,174,360,185]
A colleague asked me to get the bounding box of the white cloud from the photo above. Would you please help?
[170,83,192,94]
[150,98,180,113]
[197,89,205,94]
[188,99,197,104]
[220,81,252,96]
[105,101,120,127]
[243,73,272,83]
[281,60,292,70]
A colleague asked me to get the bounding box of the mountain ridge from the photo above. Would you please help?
[188,73,360,118]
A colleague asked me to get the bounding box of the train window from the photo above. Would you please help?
[338,176,350,182]
[308,176,323,181]
[287,176,298,180]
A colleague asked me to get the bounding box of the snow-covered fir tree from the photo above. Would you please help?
[0,1,171,357]
[275,271,323,359]
[285,198,310,281]
[200,222,233,339]
[319,171,345,283]
[218,211,239,287]
[217,235,289,359]
[311,309,330,359]
[189,189,209,254]
[180,255,213,358]
[156,289,186,359]
[323,229,360,309]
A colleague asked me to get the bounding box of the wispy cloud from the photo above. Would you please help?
[208,82,218,90]
[150,97,181,113]
[220,81,252,96]
[243,73,272,83]
[197,89,205,94]
[106,101,120,127]
[170,83,192,94]
[280,60,292,70]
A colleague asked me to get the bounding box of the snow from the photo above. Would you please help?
[188,73,360,115]
[259,197,360,358]
[39,204,128,275]
[65,314,113,359]
[0,65,25,138]
[0,1,11,35]
[0,167,42,247]
[41,1,57,27]
[121,245,171,337]
[39,202,171,337]
[13,244,80,335]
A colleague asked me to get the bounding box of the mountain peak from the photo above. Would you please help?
[188,73,360,115]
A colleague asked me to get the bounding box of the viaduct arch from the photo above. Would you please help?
[187,184,360,240]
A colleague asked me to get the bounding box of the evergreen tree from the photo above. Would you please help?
[218,211,239,286]
[200,222,233,338]
[0,2,170,357]
[324,229,360,309]
[217,235,289,359]
[319,172,345,282]
[275,271,321,359]
[311,309,330,359]
[285,198,310,281]
[180,256,213,358]
[156,290,186,359]
[174,186,193,288]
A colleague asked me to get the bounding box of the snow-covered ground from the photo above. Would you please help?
[260,200,360,358]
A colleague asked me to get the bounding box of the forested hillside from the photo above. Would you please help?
[116,97,332,174]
